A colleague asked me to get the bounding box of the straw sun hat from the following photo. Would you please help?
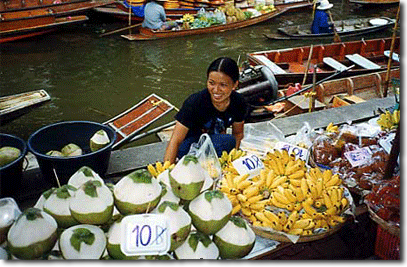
[317,0,333,10]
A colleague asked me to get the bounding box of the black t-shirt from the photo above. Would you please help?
[175,89,247,138]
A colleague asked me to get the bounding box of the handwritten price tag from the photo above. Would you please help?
[121,214,170,256]
[274,141,309,162]
[344,147,372,167]
[232,154,265,178]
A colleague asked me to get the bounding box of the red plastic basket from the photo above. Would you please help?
[374,226,400,260]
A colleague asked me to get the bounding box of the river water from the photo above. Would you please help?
[0,0,398,147]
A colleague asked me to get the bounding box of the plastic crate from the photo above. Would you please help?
[374,225,400,260]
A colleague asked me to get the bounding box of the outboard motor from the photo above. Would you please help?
[237,65,278,107]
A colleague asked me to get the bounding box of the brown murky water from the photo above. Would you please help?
[0,0,398,146]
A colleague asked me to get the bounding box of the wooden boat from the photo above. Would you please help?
[0,0,114,43]
[120,0,312,41]
[0,90,51,125]
[247,37,400,86]
[104,94,177,149]
[264,17,395,40]
[349,0,399,5]
[242,68,400,123]
[93,0,213,22]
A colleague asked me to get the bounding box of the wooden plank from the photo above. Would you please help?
[252,55,287,74]
[345,54,381,70]
[323,57,348,71]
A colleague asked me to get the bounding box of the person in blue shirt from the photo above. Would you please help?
[142,0,178,30]
[311,0,334,34]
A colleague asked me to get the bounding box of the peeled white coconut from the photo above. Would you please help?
[90,129,110,152]
[43,185,79,228]
[67,166,104,189]
[157,182,180,207]
[59,224,106,259]
[33,187,56,210]
[201,170,214,192]
[153,201,191,251]
[169,155,206,200]
[46,150,64,157]
[7,207,58,259]
[69,180,114,225]
[213,216,256,259]
[0,198,21,244]
[174,231,219,260]
[105,183,122,222]
[114,169,162,215]
[0,146,21,167]
[61,143,82,157]
[188,190,232,235]
[106,217,139,260]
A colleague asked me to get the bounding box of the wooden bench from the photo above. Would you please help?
[323,57,348,71]
[345,54,381,70]
[252,55,287,74]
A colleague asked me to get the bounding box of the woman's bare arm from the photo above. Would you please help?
[164,121,189,164]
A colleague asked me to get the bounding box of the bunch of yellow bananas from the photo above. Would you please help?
[219,148,247,167]
[326,122,339,133]
[181,13,195,23]
[377,110,400,131]
[147,161,174,177]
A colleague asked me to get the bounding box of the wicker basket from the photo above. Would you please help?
[367,204,400,260]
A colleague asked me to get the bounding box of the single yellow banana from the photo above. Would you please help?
[270,195,287,209]
[155,162,164,173]
[273,191,291,205]
[269,175,287,189]
[147,164,158,177]
[288,169,305,180]
[264,210,280,224]
[237,180,253,191]
[163,160,171,170]
[292,218,312,229]
[243,186,260,198]
[247,195,264,204]
[284,188,297,203]
[255,212,272,224]
[231,204,241,215]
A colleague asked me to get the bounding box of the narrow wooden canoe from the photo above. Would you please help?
[121,0,312,41]
[349,0,399,5]
[243,68,400,123]
[0,90,51,125]
[0,0,114,43]
[264,17,395,40]
[247,37,400,86]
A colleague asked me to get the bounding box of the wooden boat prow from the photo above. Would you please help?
[265,17,396,40]
[0,90,51,125]
[121,0,312,41]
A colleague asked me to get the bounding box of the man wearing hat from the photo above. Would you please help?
[311,0,334,34]
[142,0,178,30]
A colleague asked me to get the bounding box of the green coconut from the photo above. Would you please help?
[46,150,64,157]
[153,201,191,251]
[213,216,256,259]
[7,208,58,259]
[67,166,104,189]
[61,143,82,157]
[33,187,56,210]
[59,224,107,259]
[113,169,162,215]
[106,217,140,260]
[90,129,110,152]
[43,185,79,228]
[174,231,219,259]
[0,198,21,244]
[69,180,114,225]
[188,190,232,235]
[0,146,21,167]
[168,155,206,201]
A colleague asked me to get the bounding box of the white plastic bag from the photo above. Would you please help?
[188,133,222,183]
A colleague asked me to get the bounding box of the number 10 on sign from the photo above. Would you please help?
[121,214,171,256]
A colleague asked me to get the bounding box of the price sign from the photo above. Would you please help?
[274,142,309,162]
[121,214,170,256]
[232,153,265,178]
[344,147,372,167]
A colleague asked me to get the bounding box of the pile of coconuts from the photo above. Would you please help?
[46,129,111,157]
[1,154,256,260]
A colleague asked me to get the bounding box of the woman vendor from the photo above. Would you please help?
[164,57,248,164]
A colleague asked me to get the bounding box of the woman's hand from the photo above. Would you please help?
[232,121,244,149]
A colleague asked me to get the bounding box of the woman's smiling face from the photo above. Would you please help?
[207,71,238,106]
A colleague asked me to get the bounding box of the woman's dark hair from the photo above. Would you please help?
[207,57,240,83]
